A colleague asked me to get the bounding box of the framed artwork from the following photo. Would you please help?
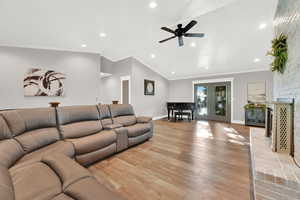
[24,68,66,97]
[247,81,266,103]
[144,79,155,96]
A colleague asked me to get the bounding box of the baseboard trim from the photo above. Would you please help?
[231,120,245,125]
[153,115,168,120]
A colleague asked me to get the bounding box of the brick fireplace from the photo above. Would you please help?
[274,0,300,165]
[249,1,300,199]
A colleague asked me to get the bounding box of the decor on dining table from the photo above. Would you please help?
[144,79,155,96]
[24,68,66,96]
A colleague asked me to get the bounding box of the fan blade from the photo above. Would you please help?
[184,33,205,38]
[178,36,184,47]
[161,27,176,34]
[183,20,197,33]
[159,36,177,43]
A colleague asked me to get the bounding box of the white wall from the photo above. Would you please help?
[0,46,272,123]
[131,58,169,117]
[100,57,132,104]
[100,57,169,118]
[0,46,101,109]
[169,71,273,123]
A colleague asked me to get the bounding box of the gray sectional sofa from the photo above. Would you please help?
[0,104,153,200]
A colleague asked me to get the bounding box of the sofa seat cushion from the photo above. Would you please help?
[65,176,123,200]
[10,162,62,200]
[51,194,74,200]
[76,143,116,166]
[126,123,152,138]
[67,130,117,155]
[136,117,152,123]
[42,154,92,190]
[0,166,14,200]
[113,116,137,127]
[103,123,123,130]
[15,141,75,166]
[128,132,151,147]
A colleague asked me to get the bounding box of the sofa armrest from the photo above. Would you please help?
[103,123,123,130]
[136,117,152,123]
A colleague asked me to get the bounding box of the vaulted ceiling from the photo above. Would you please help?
[0,0,278,79]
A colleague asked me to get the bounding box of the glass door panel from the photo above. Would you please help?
[194,82,231,122]
[215,86,227,116]
[195,85,208,117]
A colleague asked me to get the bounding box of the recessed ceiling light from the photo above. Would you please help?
[149,1,158,9]
[254,58,260,63]
[99,33,107,37]
[190,42,196,47]
[81,44,87,48]
[171,71,175,75]
[259,23,267,30]
[150,54,156,58]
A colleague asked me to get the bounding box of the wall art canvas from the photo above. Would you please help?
[144,79,155,96]
[24,68,66,96]
[247,81,266,103]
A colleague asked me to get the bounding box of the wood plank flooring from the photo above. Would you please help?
[89,120,251,200]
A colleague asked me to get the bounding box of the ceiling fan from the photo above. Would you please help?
[159,20,205,47]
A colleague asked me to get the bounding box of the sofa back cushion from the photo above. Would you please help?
[0,115,24,168]
[0,139,24,168]
[0,165,15,200]
[1,108,60,153]
[0,115,12,140]
[110,104,135,117]
[57,105,103,139]
[97,104,113,126]
[110,104,136,127]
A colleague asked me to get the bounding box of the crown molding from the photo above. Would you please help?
[168,68,270,81]
[132,57,169,80]
[102,55,169,80]
[0,44,101,55]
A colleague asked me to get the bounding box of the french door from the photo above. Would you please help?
[194,82,231,122]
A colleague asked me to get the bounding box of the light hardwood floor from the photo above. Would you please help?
[89,119,251,200]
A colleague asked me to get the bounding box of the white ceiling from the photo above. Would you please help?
[0,0,278,80]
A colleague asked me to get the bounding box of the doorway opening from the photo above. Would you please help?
[120,76,131,104]
[194,81,232,122]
